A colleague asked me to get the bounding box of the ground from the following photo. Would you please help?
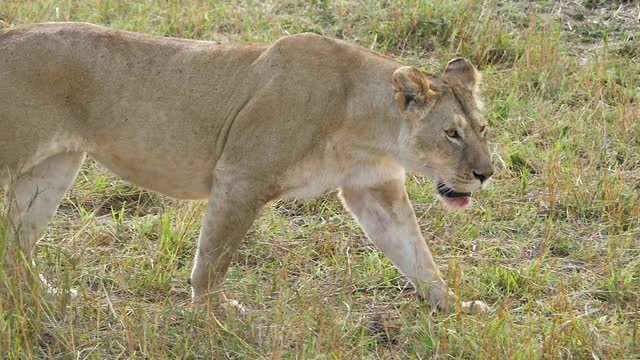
[1,0,639,358]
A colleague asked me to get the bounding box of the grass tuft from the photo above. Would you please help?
[1,0,639,358]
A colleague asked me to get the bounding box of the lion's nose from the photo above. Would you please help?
[473,168,494,183]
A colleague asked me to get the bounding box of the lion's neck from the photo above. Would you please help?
[342,73,406,165]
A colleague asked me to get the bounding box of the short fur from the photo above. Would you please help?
[1,23,493,312]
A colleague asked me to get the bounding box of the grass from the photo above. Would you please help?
[1,0,639,358]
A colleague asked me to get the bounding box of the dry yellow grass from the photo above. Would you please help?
[1,1,639,358]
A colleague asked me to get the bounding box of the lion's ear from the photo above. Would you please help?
[444,58,481,93]
[392,66,435,114]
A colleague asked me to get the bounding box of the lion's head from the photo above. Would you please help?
[392,58,494,210]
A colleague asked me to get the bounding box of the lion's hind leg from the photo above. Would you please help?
[2,152,85,290]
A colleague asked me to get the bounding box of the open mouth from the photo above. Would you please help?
[436,182,472,209]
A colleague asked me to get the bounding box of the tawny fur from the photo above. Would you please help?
[1,23,493,313]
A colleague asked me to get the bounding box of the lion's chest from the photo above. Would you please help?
[279,169,343,199]
[278,158,405,200]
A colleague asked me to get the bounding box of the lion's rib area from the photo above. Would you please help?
[1,23,404,201]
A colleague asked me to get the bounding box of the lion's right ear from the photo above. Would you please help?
[444,58,481,93]
[392,66,435,114]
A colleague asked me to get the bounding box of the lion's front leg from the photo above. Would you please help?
[340,179,487,313]
[189,171,267,312]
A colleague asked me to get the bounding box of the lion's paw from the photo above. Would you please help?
[221,298,249,318]
[460,300,490,314]
[39,273,78,298]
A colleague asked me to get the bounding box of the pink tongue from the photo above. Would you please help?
[445,196,471,208]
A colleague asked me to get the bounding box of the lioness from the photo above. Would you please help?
[0,23,493,312]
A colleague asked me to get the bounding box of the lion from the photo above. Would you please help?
[0,22,494,313]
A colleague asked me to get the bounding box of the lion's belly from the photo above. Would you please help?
[90,152,214,200]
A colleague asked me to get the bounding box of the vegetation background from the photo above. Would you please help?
[1,0,639,358]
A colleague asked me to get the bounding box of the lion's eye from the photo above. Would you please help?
[479,126,487,134]
[445,129,460,139]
